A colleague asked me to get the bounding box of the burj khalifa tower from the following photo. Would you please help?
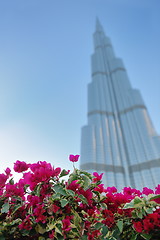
[80,19,160,190]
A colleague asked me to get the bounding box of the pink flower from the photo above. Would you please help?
[5,168,12,177]
[52,204,60,213]
[5,183,25,198]
[49,230,55,239]
[67,180,80,191]
[102,209,115,228]
[52,167,61,177]
[14,160,29,173]
[69,154,80,162]
[78,188,93,205]
[19,215,32,230]
[143,212,160,233]
[0,173,8,188]
[133,221,143,233]
[123,187,141,196]
[106,186,117,193]
[27,195,40,207]
[92,172,103,182]
[33,204,46,223]
[155,184,160,194]
[142,187,154,195]
[62,217,71,232]
[94,184,105,193]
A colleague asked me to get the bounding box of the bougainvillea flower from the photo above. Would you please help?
[69,154,80,162]
[0,173,8,188]
[133,221,143,233]
[52,204,60,213]
[33,204,46,223]
[102,209,115,228]
[123,187,141,197]
[49,230,55,239]
[27,195,40,207]
[78,188,93,205]
[143,212,160,233]
[52,167,61,177]
[94,184,105,193]
[142,187,154,195]
[92,172,104,182]
[106,186,117,193]
[5,167,12,177]
[14,160,29,173]
[66,180,80,191]
[5,183,25,198]
[19,215,32,230]
[155,184,160,194]
[62,217,71,232]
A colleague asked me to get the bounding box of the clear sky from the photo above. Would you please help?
[0,0,160,174]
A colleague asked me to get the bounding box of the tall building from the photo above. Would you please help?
[80,19,160,190]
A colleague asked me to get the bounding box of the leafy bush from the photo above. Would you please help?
[0,156,160,239]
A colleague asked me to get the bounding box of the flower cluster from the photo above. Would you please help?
[0,155,160,240]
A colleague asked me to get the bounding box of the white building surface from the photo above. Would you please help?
[80,19,160,190]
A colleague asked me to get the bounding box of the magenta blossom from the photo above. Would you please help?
[0,173,8,188]
[14,160,29,173]
[62,217,72,232]
[92,172,104,182]
[5,168,12,177]
[69,154,80,162]
[142,187,154,195]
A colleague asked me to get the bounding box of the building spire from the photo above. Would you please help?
[96,17,103,32]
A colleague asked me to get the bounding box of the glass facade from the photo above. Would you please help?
[80,19,160,190]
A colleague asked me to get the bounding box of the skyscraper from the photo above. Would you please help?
[80,19,160,190]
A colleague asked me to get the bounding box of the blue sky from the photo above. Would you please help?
[0,0,160,173]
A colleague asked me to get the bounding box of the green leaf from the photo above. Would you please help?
[81,235,88,240]
[36,224,46,234]
[38,237,45,240]
[134,196,143,205]
[11,204,22,215]
[68,173,78,184]
[112,228,120,238]
[46,223,54,231]
[149,194,160,201]
[1,201,9,213]
[132,211,138,218]
[101,225,109,236]
[66,189,75,197]
[145,208,153,214]
[124,197,144,210]
[73,211,82,226]
[52,193,61,200]
[136,211,143,219]
[81,175,91,189]
[55,235,64,240]
[116,220,123,233]
[60,199,69,207]
[94,222,104,230]
[9,178,14,185]
[80,170,93,180]
[100,202,107,209]
[55,223,62,235]
[59,169,70,178]
[140,233,152,240]
[79,194,88,204]
[130,233,138,240]
[0,236,5,240]
[123,201,134,209]
[53,185,68,196]
[35,183,42,197]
